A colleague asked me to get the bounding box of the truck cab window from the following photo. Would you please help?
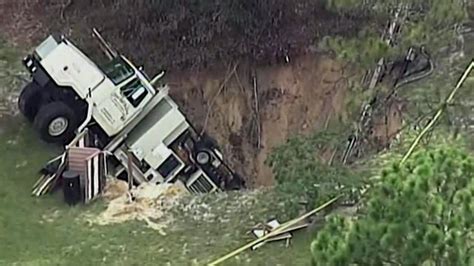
[100,57,134,85]
[157,154,182,180]
[121,78,149,107]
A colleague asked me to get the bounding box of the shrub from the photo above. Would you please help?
[266,126,369,216]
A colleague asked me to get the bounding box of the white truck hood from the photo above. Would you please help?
[37,37,105,98]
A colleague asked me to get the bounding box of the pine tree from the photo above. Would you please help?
[311,144,474,265]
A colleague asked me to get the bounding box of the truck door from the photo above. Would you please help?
[117,77,152,124]
[95,77,152,136]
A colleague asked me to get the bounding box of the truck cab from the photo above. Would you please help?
[20,35,156,143]
[91,56,156,136]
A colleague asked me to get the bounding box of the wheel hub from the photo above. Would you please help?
[196,151,210,165]
[48,117,68,136]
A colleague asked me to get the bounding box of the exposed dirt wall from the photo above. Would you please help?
[167,54,349,186]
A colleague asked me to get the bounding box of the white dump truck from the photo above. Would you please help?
[20,30,245,199]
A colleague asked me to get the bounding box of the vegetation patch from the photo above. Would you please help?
[267,123,370,215]
[312,141,474,265]
[37,0,375,70]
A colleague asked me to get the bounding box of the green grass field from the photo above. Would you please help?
[0,43,313,266]
[0,120,313,266]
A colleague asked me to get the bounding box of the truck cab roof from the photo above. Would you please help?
[34,35,155,100]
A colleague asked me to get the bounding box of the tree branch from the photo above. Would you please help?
[382,258,401,266]
[200,62,238,136]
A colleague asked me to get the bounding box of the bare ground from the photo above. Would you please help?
[0,0,45,46]
[168,55,349,186]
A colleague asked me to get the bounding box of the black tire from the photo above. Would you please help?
[226,173,246,190]
[18,82,43,121]
[33,102,78,144]
[195,150,211,166]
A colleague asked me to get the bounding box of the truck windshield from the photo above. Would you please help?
[100,57,134,85]
[121,78,149,107]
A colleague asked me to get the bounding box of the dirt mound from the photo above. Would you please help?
[89,180,188,235]
[168,54,350,186]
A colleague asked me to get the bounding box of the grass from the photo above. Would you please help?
[0,42,314,266]
[0,120,314,266]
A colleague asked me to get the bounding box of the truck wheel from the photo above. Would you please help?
[195,150,211,166]
[33,102,78,144]
[18,82,42,121]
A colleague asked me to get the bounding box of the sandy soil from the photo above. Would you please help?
[167,55,349,186]
[88,179,188,235]
[370,98,404,151]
